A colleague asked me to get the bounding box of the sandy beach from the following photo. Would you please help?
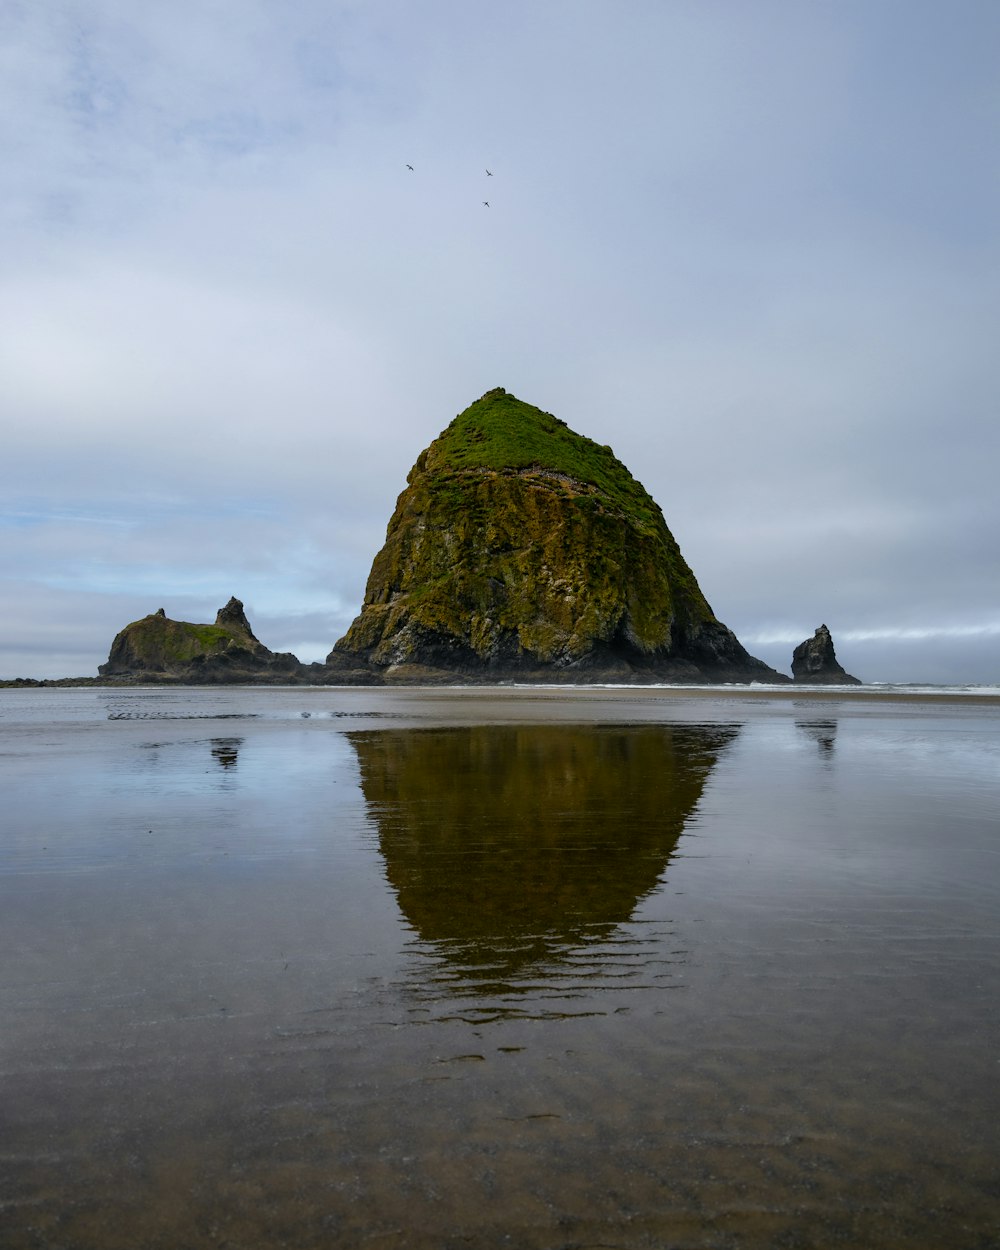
[2,685,998,1248]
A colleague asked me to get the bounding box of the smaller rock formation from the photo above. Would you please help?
[97,598,381,684]
[791,625,861,685]
[99,598,303,683]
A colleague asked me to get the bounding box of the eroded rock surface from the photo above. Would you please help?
[332,388,786,684]
[791,624,861,685]
[99,598,303,683]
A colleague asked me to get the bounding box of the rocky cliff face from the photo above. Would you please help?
[332,388,785,683]
[791,624,861,685]
[98,598,304,682]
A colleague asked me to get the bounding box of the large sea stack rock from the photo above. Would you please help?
[331,388,786,684]
[98,597,303,683]
[791,624,861,685]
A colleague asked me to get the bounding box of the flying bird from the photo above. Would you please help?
[406,164,414,170]
[486,168,493,176]
[482,200,489,207]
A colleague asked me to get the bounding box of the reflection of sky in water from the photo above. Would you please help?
[1,722,368,880]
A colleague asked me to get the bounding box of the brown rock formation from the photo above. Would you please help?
[791,625,861,685]
[332,388,787,684]
[98,598,302,683]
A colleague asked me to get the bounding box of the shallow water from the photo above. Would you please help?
[2,686,998,1249]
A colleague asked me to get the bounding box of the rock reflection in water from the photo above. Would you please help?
[210,736,242,768]
[796,718,838,756]
[348,723,738,996]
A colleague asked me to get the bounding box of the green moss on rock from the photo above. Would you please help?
[333,388,784,683]
[99,598,298,680]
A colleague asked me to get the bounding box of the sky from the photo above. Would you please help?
[2,0,998,685]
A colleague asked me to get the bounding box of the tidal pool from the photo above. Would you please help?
[2,686,998,1248]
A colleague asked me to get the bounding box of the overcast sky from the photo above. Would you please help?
[2,1,998,684]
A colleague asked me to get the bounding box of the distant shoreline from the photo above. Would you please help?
[1,679,998,705]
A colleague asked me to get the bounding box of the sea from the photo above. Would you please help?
[2,684,998,1250]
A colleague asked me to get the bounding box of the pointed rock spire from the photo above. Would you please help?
[215,597,258,640]
[792,624,861,685]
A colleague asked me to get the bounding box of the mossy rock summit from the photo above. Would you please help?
[332,388,784,683]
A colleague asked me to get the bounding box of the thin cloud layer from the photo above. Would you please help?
[2,2,998,682]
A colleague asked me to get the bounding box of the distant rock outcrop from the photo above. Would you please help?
[331,388,787,684]
[791,625,861,685]
[99,598,305,683]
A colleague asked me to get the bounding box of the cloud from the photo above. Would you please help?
[2,1,998,682]
[747,622,1000,646]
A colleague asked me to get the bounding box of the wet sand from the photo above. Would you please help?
[2,687,998,1248]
